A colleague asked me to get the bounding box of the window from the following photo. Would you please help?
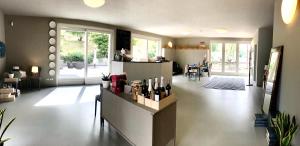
[132,35,161,61]
[210,41,251,75]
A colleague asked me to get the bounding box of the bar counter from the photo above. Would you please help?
[111,61,173,83]
[101,89,177,146]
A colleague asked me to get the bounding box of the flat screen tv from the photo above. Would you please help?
[116,29,131,50]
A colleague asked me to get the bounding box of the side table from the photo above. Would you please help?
[30,76,41,90]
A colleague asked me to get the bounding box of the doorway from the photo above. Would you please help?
[57,24,112,85]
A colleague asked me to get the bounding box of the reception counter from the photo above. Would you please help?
[101,89,177,146]
[111,61,173,83]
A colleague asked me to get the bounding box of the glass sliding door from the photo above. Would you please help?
[210,43,223,72]
[224,43,237,73]
[59,29,86,81]
[58,25,111,85]
[210,41,251,75]
[86,31,110,80]
[238,44,251,74]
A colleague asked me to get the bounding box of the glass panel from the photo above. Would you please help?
[59,29,85,79]
[239,44,250,74]
[148,40,159,59]
[87,32,110,77]
[132,37,148,61]
[210,43,223,72]
[224,43,237,73]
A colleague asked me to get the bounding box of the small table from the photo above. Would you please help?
[3,78,19,97]
[30,76,41,90]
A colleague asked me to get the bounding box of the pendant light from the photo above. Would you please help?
[83,0,105,8]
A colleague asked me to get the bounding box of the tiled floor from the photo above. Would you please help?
[0,75,266,146]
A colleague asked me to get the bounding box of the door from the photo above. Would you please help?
[85,31,111,84]
[58,28,86,84]
[210,41,251,75]
[224,43,237,73]
[210,43,223,72]
[57,25,111,85]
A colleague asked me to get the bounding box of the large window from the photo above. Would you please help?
[57,24,112,85]
[210,41,251,75]
[132,35,161,61]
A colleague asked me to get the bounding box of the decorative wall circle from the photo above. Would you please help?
[49,46,56,53]
[49,69,56,76]
[49,29,56,37]
[49,21,56,28]
[49,62,56,68]
[49,54,55,61]
[49,38,56,45]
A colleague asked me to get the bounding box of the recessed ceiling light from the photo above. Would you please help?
[83,0,105,8]
[281,0,298,24]
[215,28,228,33]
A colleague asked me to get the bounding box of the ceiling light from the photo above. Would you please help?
[83,0,105,8]
[281,0,298,24]
[216,28,228,33]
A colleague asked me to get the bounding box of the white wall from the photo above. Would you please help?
[252,26,273,87]
[273,0,300,145]
[0,9,6,75]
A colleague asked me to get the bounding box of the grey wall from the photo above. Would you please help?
[174,37,251,69]
[4,15,174,87]
[273,0,300,145]
[0,10,5,75]
[252,26,273,87]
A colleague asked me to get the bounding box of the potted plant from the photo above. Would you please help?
[7,71,14,79]
[102,73,111,89]
[0,109,16,146]
[272,112,298,146]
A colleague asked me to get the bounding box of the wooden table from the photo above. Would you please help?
[101,90,177,146]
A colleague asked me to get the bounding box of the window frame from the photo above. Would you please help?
[131,34,162,61]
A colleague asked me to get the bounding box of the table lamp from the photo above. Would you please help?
[32,66,39,76]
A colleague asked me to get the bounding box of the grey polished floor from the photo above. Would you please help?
[0,75,267,146]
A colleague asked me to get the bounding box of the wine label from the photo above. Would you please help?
[166,90,169,96]
[155,95,159,101]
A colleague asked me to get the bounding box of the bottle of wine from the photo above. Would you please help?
[160,76,166,98]
[154,78,160,102]
[148,79,154,100]
[166,79,171,96]
[142,79,148,97]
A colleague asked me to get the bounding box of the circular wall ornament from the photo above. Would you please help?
[49,54,55,61]
[49,62,55,68]
[49,46,56,53]
[49,29,56,37]
[49,38,56,45]
[49,21,56,28]
[49,69,56,76]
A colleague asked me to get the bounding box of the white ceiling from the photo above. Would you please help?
[0,0,274,38]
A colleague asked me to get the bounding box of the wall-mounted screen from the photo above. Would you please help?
[116,29,131,50]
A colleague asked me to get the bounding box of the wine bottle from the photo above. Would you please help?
[154,78,160,102]
[148,79,154,100]
[166,79,171,96]
[142,79,148,97]
[160,76,166,98]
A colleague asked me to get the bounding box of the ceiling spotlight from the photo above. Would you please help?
[216,28,228,33]
[83,0,105,8]
[281,0,298,24]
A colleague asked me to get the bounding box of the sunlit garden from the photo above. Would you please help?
[59,30,110,78]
